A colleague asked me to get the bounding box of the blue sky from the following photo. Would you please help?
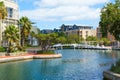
[18,0,113,30]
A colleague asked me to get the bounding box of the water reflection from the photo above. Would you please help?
[99,62,112,67]
[0,50,120,80]
[62,58,87,63]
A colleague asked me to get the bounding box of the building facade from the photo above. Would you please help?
[41,29,53,34]
[61,24,92,31]
[0,0,19,46]
[61,24,96,40]
[53,28,61,33]
[96,26,120,48]
[28,26,39,46]
[96,27,102,39]
[96,26,115,41]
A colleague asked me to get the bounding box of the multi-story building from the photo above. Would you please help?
[96,26,115,41]
[96,27,102,39]
[96,26,120,48]
[60,24,96,40]
[53,28,61,33]
[61,24,92,31]
[41,29,53,34]
[0,0,19,46]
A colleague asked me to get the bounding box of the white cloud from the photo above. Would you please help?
[34,0,109,7]
[20,0,110,21]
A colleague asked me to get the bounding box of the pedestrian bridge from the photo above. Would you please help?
[52,43,112,50]
[53,43,92,49]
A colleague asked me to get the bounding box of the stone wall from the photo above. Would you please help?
[103,71,120,80]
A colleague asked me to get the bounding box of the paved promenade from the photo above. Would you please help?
[0,54,62,63]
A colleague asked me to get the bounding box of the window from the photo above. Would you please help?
[7,7,13,18]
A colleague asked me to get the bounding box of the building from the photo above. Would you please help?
[60,24,96,40]
[28,26,39,46]
[61,24,92,31]
[96,26,115,41]
[96,27,102,39]
[96,26,120,48]
[0,0,19,46]
[107,32,120,49]
[53,28,61,33]
[41,29,53,34]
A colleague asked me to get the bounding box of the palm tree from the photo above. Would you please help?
[0,1,7,46]
[19,16,32,47]
[4,25,19,54]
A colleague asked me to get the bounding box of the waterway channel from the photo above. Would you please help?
[0,49,120,80]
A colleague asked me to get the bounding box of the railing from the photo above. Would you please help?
[53,43,112,50]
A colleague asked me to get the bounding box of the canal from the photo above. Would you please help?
[0,49,120,80]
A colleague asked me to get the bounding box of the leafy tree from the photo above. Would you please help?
[37,33,57,51]
[67,34,82,43]
[86,36,98,41]
[86,36,98,45]
[0,1,7,46]
[0,1,7,19]
[99,38,111,46]
[54,32,67,44]
[56,32,66,37]
[4,25,19,54]
[100,0,120,40]
[19,16,32,47]
[56,36,67,44]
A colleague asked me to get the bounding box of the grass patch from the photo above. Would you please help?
[36,50,55,54]
[110,60,120,74]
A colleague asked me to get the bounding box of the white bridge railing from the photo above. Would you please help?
[53,43,112,50]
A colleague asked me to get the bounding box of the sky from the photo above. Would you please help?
[18,0,113,30]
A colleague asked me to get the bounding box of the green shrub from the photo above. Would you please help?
[0,46,5,52]
[36,50,55,54]
[110,60,120,74]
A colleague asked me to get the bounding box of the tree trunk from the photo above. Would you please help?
[6,42,11,56]
[21,38,25,47]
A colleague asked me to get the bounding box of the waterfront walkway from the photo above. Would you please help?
[0,54,62,63]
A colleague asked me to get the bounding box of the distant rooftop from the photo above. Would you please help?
[60,24,93,31]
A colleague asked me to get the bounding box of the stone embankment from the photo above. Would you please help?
[103,71,120,80]
[0,54,62,63]
[0,52,28,56]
